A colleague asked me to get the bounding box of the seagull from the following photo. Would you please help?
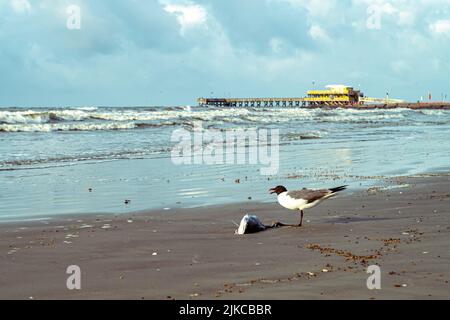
[269,185,348,227]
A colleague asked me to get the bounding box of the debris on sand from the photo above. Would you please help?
[235,214,291,235]
[306,244,380,266]
[235,215,266,235]
[78,224,93,229]
[381,238,401,246]
[7,248,20,255]
[367,187,382,195]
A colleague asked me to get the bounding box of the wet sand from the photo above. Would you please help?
[0,175,449,300]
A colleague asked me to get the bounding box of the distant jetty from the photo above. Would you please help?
[198,85,450,109]
[335,102,450,110]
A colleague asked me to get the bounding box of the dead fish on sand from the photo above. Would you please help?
[234,214,286,235]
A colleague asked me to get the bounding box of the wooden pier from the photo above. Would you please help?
[197,98,450,110]
[197,97,308,108]
[198,85,450,109]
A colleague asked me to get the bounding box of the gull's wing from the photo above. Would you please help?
[287,189,332,203]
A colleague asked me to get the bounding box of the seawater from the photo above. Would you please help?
[1,106,449,222]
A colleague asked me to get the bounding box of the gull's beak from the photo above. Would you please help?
[269,188,276,194]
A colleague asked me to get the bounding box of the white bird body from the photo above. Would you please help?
[277,191,335,211]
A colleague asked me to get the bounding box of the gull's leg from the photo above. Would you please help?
[299,210,304,227]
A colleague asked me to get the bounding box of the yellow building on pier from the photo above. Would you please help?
[304,85,362,106]
[198,85,405,107]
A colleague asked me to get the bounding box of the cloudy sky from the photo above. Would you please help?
[1,0,450,106]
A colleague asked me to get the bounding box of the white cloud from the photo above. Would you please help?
[309,24,329,41]
[390,60,410,74]
[276,0,338,18]
[380,2,397,15]
[163,2,207,35]
[269,38,284,54]
[429,20,450,36]
[398,10,415,27]
[10,0,31,13]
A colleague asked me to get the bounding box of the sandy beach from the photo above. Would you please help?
[0,175,449,300]
[4,0,450,306]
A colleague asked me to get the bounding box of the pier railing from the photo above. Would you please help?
[197,98,308,107]
[197,98,450,109]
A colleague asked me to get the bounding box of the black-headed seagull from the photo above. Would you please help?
[269,185,348,227]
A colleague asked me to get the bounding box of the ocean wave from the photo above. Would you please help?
[281,131,326,141]
[0,148,171,169]
[418,109,449,116]
[0,122,137,132]
[1,106,447,131]
[89,111,182,122]
[0,108,250,124]
[136,121,179,128]
[312,111,406,123]
[75,107,98,111]
[0,110,91,124]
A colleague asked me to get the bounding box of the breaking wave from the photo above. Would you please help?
[0,106,448,133]
[0,122,137,132]
[0,148,173,171]
[281,131,327,141]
